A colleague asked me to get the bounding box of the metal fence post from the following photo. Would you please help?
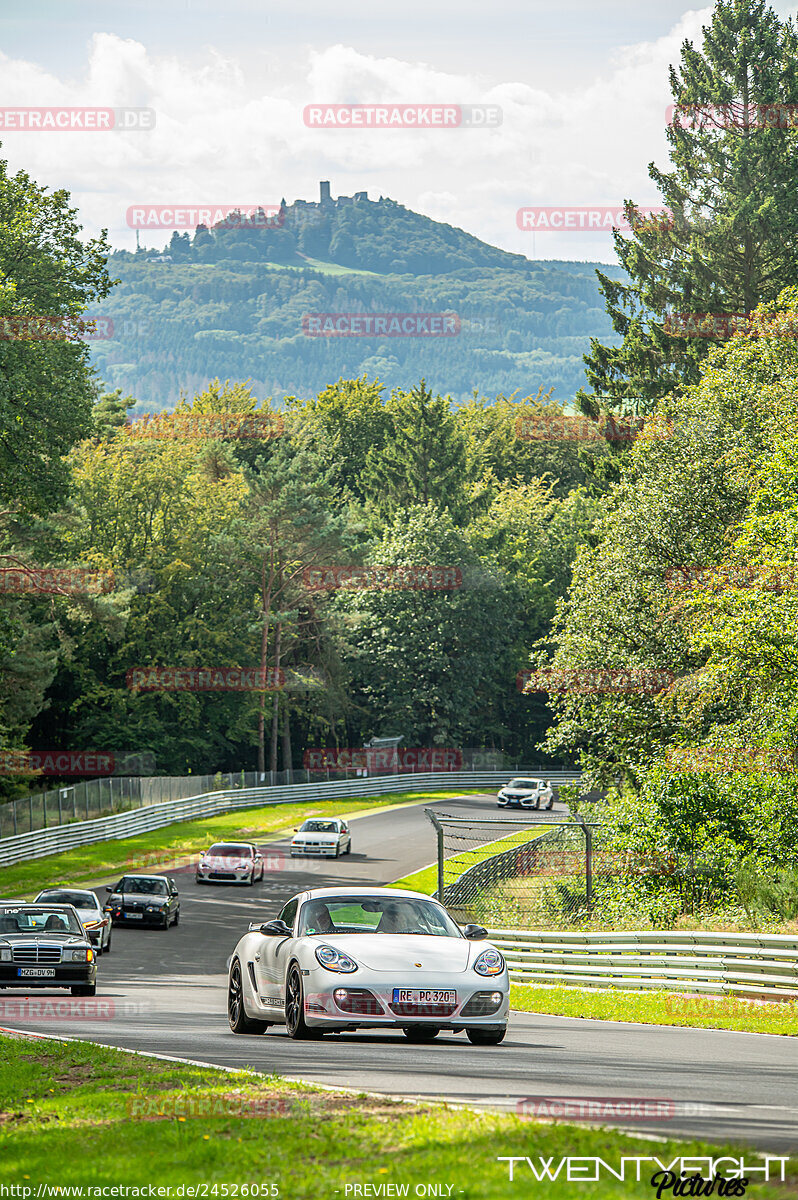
[425,809,445,902]
[575,813,593,911]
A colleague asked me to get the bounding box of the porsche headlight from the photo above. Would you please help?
[315,945,358,973]
[473,949,505,976]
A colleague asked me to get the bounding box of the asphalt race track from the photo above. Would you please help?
[3,791,798,1152]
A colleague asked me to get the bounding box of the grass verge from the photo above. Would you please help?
[389,824,553,896]
[0,1034,791,1197]
[511,982,798,1036]
[1,791,479,898]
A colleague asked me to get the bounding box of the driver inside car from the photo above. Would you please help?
[376,902,417,934]
[302,901,335,934]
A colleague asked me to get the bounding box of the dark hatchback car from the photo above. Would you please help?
[104,875,180,929]
[0,902,97,995]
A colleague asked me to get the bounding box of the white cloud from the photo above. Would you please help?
[0,10,711,261]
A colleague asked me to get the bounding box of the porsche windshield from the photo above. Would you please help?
[0,907,83,936]
[298,896,461,937]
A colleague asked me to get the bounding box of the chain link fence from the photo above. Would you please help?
[425,812,748,929]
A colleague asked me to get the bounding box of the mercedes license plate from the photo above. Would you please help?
[17,968,56,977]
[392,988,456,1004]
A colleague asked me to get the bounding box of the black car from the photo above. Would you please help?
[104,874,180,928]
[0,902,97,995]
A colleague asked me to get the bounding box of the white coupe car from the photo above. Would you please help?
[226,886,509,1044]
[291,818,351,858]
[195,842,265,885]
[34,887,112,953]
[497,777,554,810]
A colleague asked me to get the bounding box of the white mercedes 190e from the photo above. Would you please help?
[226,886,509,1044]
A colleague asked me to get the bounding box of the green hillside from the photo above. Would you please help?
[91,190,624,408]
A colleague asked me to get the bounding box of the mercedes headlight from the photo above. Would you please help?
[473,949,505,976]
[0,947,11,962]
[315,945,358,973]
[70,948,93,962]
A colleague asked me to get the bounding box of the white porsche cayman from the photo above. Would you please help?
[227,886,509,1044]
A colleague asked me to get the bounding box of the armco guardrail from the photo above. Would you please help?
[489,929,798,999]
[0,771,580,868]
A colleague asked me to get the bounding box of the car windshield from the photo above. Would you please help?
[208,844,252,856]
[300,821,339,833]
[298,896,461,937]
[117,878,169,895]
[36,890,98,910]
[0,907,83,936]
[508,779,540,789]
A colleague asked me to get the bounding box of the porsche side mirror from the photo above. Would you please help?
[463,924,488,940]
[259,920,292,937]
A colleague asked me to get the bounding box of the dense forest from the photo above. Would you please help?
[91,196,624,407]
[5,0,798,927]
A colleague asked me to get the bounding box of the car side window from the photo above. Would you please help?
[278,898,298,931]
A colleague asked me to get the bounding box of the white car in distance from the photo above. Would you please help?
[34,887,112,953]
[497,777,554,810]
[291,818,351,858]
[195,842,265,885]
[227,886,509,1044]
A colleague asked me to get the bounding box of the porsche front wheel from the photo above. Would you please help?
[285,965,323,1039]
[228,959,268,1034]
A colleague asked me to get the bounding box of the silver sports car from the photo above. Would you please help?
[227,886,509,1044]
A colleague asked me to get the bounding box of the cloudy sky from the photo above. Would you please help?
[1,0,795,262]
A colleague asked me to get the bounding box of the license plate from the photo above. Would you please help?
[125,912,143,919]
[393,988,456,1004]
[17,968,56,977]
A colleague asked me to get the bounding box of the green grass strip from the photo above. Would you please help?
[511,982,798,1036]
[1,1035,789,1197]
[0,791,480,898]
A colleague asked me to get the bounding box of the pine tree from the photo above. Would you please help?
[580,0,798,419]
